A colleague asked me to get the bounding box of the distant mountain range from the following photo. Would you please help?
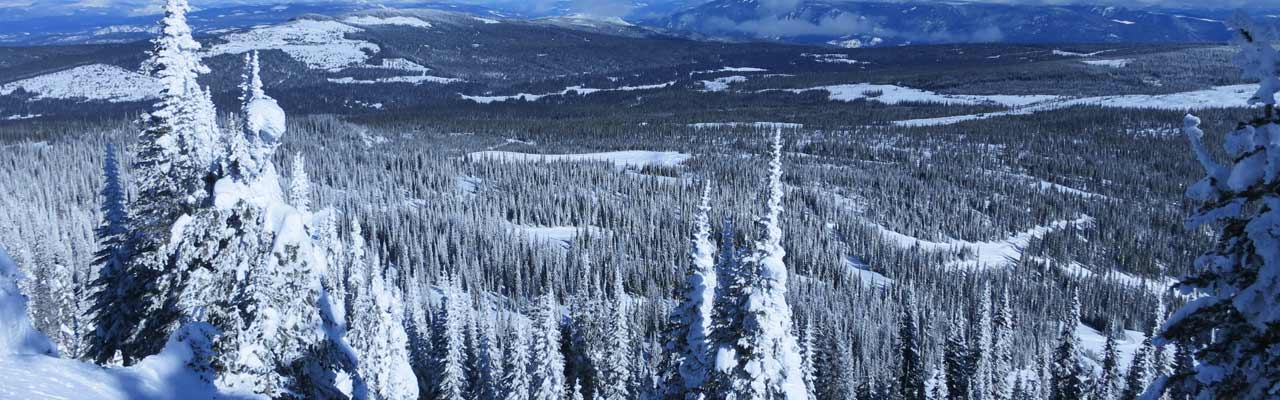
[0,1,1276,47]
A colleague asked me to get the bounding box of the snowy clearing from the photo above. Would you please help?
[699,76,748,92]
[689,122,804,130]
[1082,59,1131,68]
[1055,260,1178,296]
[894,84,1263,127]
[0,64,161,103]
[842,257,893,289]
[785,84,1060,107]
[690,67,768,76]
[868,216,1094,270]
[502,223,607,250]
[1053,49,1113,57]
[328,75,461,85]
[342,16,433,28]
[206,20,378,71]
[468,150,691,170]
[460,81,677,104]
[3,114,41,121]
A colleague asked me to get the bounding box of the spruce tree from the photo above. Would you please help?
[1096,329,1120,400]
[289,152,311,213]
[85,144,137,365]
[600,275,633,400]
[1050,295,1087,400]
[897,292,926,400]
[943,315,971,400]
[660,182,717,400]
[1153,15,1280,400]
[503,322,532,400]
[530,291,565,400]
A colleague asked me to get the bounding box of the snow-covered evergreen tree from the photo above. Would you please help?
[1096,329,1121,400]
[897,292,925,400]
[717,129,810,400]
[928,367,949,400]
[530,291,565,400]
[503,322,532,400]
[475,303,503,400]
[347,219,420,400]
[943,315,971,400]
[599,275,633,400]
[1122,335,1152,400]
[0,246,57,356]
[126,0,223,359]
[661,182,717,400]
[971,286,994,400]
[1148,14,1280,400]
[289,153,312,213]
[435,272,471,400]
[1050,295,1087,400]
[991,288,1014,400]
[85,143,137,365]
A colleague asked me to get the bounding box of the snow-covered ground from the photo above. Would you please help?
[1076,323,1149,374]
[1055,260,1178,296]
[699,76,748,92]
[868,216,1094,270]
[690,67,768,76]
[786,83,1060,107]
[689,122,804,130]
[894,84,1262,127]
[342,16,433,28]
[468,150,691,170]
[842,257,894,289]
[0,352,257,400]
[802,53,869,65]
[502,223,607,250]
[1082,59,1131,68]
[0,64,161,103]
[328,75,461,85]
[206,20,378,71]
[460,81,677,104]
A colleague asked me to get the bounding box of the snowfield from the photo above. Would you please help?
[0,64,161,103]
[869,216,1094,270]
[328,75,461,85]
[342,16,433,28]
[894,84,1263,127]
[786,84,1060,107]
[1082,59,1131,68]
[459,81,677,104]
[700,76,748,92]
[689,122,804,130]
[206,20,378,71]
[468,150,691,170]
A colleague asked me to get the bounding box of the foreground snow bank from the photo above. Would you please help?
[0,247,55,357]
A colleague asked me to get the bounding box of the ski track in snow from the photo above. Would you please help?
[467,150,691,170]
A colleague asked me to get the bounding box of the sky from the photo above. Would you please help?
[3,0,1277,19]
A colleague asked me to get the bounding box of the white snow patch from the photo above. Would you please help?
[785,84,1059,107]
[1053,49,1113,57]
[803,53,870,65]
[460,81,676,104]
[328,75,461,85]
[1082,59,1131,68]
[893,84,1265,127]
[206,20,378,71]
[0,64,161,103]
[343,16,432,28]
[690,67,768,76]
[842,257,893,288]
[2,114,40,121]
[868,216,1093,270]
[503,223,606,250]
[700,76,747,92]
[1111,19,1137,25]
[689,122,803,130]
[469,150,691,170]
[1076,323,1148,375]
[473,17,501,24]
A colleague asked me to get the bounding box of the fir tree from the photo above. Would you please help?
[943,315,971,400]
[435,272,471,400]
[289,152,311,213]
[1096,328,1120,400]
[599,275,633,400]
[530,291,565,400]
[85,144,137,365]
[1152,15,1280,400]
[660,182,717,400]
[897,292,926,400]
[1050,295,1087,400]
[503,322,532,400]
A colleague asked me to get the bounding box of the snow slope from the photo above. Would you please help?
[0,247,55,357]
[0,64,161,103]
[206,20,378,71]
[342,16,433,28]
[468,150,691,170]
[869,216,1094,270]
[894,84,1263,127]
[787,83,1059,107]
[460,81,677,104]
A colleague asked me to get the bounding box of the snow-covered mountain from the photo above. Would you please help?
[658,0,1279,47]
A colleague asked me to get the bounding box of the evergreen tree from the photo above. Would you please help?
[660,182,717,400]
[126,0,223,359]
[530,291,565,400]
[897,292,925,400]
[599,275,633,400]
[1153,15,1280,400]
[289,152,311,213]
[1121,335,1151,400]
[1050,295,1087,400]
[971,286,994,400]
[990,288,1014,400]
[719,129,810,400]
[928,367,949,400]
[503,322,532,400]
[475,303,503,400]
[348,219,420,400]
[1095,329,1121,400]
[435,272,470,400]
[943,315,971,400]
[85,143,137,365]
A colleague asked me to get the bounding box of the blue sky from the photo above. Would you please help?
[4,0,1276,18]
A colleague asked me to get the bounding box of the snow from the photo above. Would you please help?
[893,84,1265,127]
[455,176,482,195]
[245,97,286,142]
[206,20,378,71]
[689,122,804,130]
[700,76,747,92]
[1056,260,1177,296]
[343,16,433,28]
[0,64,161,103]
[786,83,1059,107]
[468,150,691,170]
[690,67,768,76]
[505,224,604,250]
[473,17,501,24]
[459,81,676,104]
[1075,323,1147,375]
[1111,19,1137,25]
[370,58,432,73]
[0,324,259,400]
[842,257,893,288]
[1082,59,1131,68]
[328,75,461,85]
[802,53,869,65]
[868,216,1094,270]
[3,114,41,121]
[1053,49,1113,57]
[0,247,55,357]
